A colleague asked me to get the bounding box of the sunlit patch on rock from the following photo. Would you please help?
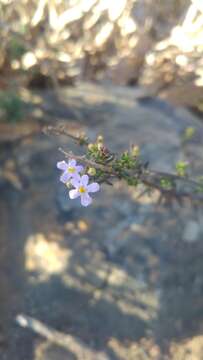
[25,233,72,282]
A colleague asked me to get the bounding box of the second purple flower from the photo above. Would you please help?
[69,174,100,207]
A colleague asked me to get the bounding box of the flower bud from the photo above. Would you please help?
[87,167,96,176]
[66,181,72,188]
[97,143,104,151]
[88,143,94,151]
[131,145,140,157]
[97,135,103,143]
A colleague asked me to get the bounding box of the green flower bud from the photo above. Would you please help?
[88,143,94,151]
[97,143,103,151]
[176,161,188,177]
[66,181,72,188]
[87,167,96,176]
[131,145,140,157]
[97,135,104,143]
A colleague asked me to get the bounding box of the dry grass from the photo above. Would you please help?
[1,0,198,88]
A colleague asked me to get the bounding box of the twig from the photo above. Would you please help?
[58,147,117,175]
[44,125,203,203]
[140,171,203,201]
[43,125,89,144]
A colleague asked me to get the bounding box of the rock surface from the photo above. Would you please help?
[0,82,203,360]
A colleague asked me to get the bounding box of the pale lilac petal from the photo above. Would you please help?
[76,165,84,173]
[87,182,100,193]
[60,171,71,183]
[68,159,76,167]
[57,160,68,171]
[71,175,81,188]
[81,193,92,207]
[69,189,80,199]
[81,174,89,186]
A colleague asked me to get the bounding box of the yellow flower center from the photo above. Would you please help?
[68,166,75,173]
[79,186,86,193]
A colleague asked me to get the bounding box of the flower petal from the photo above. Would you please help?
[81,174,89,186]
[69,189,80,199]
[57,160,68,171]
[68,159,76,167]
[60,171,71,183]
[87,182,100,193]
[81,193,92,207]
[71,175,81,188]
[76,165,84,173]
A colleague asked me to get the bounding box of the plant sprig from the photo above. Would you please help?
[45,125,203,203]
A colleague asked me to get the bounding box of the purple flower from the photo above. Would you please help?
[57,159,84,183]
[69,174,100,207]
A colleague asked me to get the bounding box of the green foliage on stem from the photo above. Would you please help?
[176,161,188,177]
[160,178,173,190]
[53,125,203,202]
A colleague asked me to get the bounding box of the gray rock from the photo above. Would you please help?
[1,83,203,360]
[183,220,201,242]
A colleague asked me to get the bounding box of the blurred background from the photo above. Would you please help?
[0,0,203,359]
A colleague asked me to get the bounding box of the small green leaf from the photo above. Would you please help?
[160,178,173,190]
[176,161,188,177]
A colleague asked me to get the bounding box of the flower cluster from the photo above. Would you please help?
[57,159,100,207]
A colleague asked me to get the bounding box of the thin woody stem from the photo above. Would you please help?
[44,125,203,202]
[44,125,89,145]
[59,147,203,200]
[58,147,116,175]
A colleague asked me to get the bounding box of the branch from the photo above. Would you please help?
[58,147,117,175]
[140,170,203,201]
[45,125,203,203]
[43,125,89,145]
